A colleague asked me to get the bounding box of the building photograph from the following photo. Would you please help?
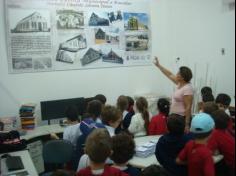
[80,48,102,66]
[102,50,124,64]
[126,34,149,51]
[108,11,123,23]
[89,12,109,26]
[57,10,84,29]
[95,28,119,45]
[12,12,50,33]
[124,12,149,31]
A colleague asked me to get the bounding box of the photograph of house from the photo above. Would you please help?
[12,12,50,33]
[13,58,33,70]
[81,48,102,66]
[102,50,124,64]
[89,13,109,26]
[126,34,149,51]
[33,58,52,70]
[56,50,75,64]
[57,10,84,29]
[108,11,123,23]
[124,13,148,31]
[95,28,119,44]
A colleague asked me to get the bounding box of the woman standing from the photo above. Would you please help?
[154,57,194,131]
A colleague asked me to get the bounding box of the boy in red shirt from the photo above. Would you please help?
[77,129,128,176]
[149,98,170,135]
[208,110,235,176]
[176,113,215,176]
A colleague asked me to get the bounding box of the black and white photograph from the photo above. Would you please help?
[9,9,51,33]
[57,10,84,30]
[108,11,123,23]
[89,12,110,26]
[102,49,124,64]
[33,58,52,70]
[126,33,149,51]
[95,28,119,45]
[12,58,33,70]
[80,48,102,66]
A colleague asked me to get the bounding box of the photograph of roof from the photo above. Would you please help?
[95,28,120,45]
[81,48,102,66]
[124,13,149,31]
[102,50,124,64]
[126,34,149,51]
[12,12,50,33]
[57,10,84,29]
[59,34,87,52]
[89,13,109,26]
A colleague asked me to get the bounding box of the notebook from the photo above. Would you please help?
[6,156,24,171]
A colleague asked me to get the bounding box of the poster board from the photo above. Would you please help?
[5,0,152,73]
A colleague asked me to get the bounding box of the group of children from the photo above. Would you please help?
[51,90,235,176]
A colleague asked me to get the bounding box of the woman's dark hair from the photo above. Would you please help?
[167,114,185,135]
[216,94,231,107]
[110,133,136,164]
[201,87,215,102]
[179,66,193,83]
[136,97,149,134]
[211,110,230,130]
[157,98,170,116]
[94,94,107,105]
[65,106,79,122]
[86,100,102,120]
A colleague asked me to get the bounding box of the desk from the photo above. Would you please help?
[0,150,38,176]
[129,136,224,169]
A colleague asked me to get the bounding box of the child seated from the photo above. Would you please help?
[111,133,141,176]
[201,87,215,103]
[176,113,215,176]
[208,110,235,176]
[149,98,170,135]
[202,102,219,116]
[140,165,170,176]
[128,97,150,137]
[76,129,128,176]
[155,114,193,176]
[83,100,103,123]
[216,93,232,116]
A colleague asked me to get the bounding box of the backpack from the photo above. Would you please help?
[0,131,27,153]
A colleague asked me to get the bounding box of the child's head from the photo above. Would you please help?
[216,94,231,109]
[157,98,170,116]
[167,114,185,136]
[212,110,230,130]
[117,96,129,113]
[85,128,112,164]
[86,100,102,120]
[135,97,149,133]
[101,105,122,129]
[110,133,135,165]
[203,102,219,116]
[201,87,215,102]
[140,165,169,176]
[65,106,79,122]
[190,113,215,140]
[52,170,75,176]
[94,94,107,105]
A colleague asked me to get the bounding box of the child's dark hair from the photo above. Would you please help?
[216,94,231,107]
[212,110,230,130]
[85,129,112,163]
[110,133,135,164]
[65,106,79,122]
[140,165,169,176]
[201,87,215,102]
[167,114,185,135]
[94,94,107,105]
[127,96,135,111]
[136,97,149,134]
[194,131,212,140]
[101,105,122,126]
[203,102,219,116]
[117,96,129,112]
[157,98,170,116]
[86,100,102,120]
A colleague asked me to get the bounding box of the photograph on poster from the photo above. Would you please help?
[95,28,119,45]
[33,58,52,70]
[80,48,102,66]
[56,34,87,64]
[10,11,50,33]
[124,13,148,31]
[102,49,124,64]
[126,33,149,51]
[12,58,33,70]
[89,12,110,26]
[57,10,84,30]
[108,11,123,23]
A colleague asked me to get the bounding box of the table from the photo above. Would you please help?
[0,150,38,176]
[129,135,224,169]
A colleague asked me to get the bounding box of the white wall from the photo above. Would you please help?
[0,0,235,121]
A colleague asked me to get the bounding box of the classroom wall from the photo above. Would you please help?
[0,0,235,121]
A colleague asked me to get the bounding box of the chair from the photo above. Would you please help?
[42,140,74,174]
